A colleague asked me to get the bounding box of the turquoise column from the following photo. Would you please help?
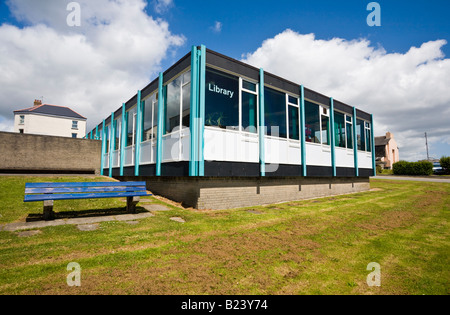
[352,107,359,177]
[371,114,376,177]
[109,112,115,177]
[156,73,164,177]
[330,98,336,177]
[95,126,99,140]
[110,113,116,177]
[198,45,206,177]
[135,91,142,176]
[120,104,126,176]
[100,120,106,176]
[189,46,199,177]
[259,68,265,177]
[300,85,307,177]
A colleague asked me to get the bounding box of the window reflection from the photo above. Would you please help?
[205,68,239,130]
[288,105,299,140]
[126,107,136,147]
[164,71,191,135]
[264,87,287,138]
[305,101,320,144]
[242,90,257,133]
[334,112,346,148]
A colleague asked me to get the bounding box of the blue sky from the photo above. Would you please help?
[0,0,448,161]
[157,0,450,68]
[3,0,446,70]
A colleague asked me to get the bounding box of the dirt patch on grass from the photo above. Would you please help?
[205,211,231,217]
[265,205,285,210]
[357,210,417,231]
[38,218,323,295]
[146,219,322,294]
[416,190,447,212]
[357,190,445,232]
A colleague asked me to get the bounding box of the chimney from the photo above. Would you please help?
[386,132,394,139]
[34,99,42,106]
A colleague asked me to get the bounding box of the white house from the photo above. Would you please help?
[14,100,87,138]
[375,132,400,170]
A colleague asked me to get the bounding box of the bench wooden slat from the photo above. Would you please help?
[25,186,147,194]
[25,182,146,189]
[24,191,149,202]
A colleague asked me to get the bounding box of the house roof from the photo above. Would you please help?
[375,136,390,147]
[14,104,86,120]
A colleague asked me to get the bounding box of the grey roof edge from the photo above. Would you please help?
[14,111,87,121]
[91,46,373,132]
[14,104,87,120]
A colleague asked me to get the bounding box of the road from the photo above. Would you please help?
[372,176,450,183]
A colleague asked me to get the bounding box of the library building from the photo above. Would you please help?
[86,46,376,209]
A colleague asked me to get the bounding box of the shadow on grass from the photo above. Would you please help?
[26,206,150,222]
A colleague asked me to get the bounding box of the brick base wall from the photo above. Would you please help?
[117,176,370,210]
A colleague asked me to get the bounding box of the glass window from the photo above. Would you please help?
[153,95,158,140]
[19,115,25,124]
[334,111,346,148]
[72,133,77,138]
[321,115,330,145]
[164,71,191,134]
[288,96,298,105]
[357,119,365,151]
[115,118,121,150]
[264,87,287,138]
[182,71,191,85]
[365,122,372,152]
[242,80,256,92]
[72,121,78,129]
[346,117,353,149]
[305,101,320,144]
[182,82,191,128]
[288,105,299,140]
[242,91,257,133]
[205,68,239,130]
[126,107,137,147]
[105,125,110,153]
[143,95,155,142]
[165,76,182,134]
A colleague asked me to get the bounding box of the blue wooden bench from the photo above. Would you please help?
[24,181,151,220]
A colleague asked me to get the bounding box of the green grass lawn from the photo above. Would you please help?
[0,176,448,295]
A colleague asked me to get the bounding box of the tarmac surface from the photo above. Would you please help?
[372,175,450,183]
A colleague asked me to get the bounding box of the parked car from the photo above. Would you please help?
[433,162,445,175]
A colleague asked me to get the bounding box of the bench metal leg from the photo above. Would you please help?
[127,196,140,214]
[43,200,55,221]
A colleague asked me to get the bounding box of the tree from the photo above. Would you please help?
[440,156,450,174]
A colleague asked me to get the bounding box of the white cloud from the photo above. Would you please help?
[211,21,222,34]
[153,0,173,14]
[0,0,184,132]
[243,29,450,161]
[0,118,14,132]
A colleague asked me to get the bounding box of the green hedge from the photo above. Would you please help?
[440,156,450,173]
[393,160,433,176]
